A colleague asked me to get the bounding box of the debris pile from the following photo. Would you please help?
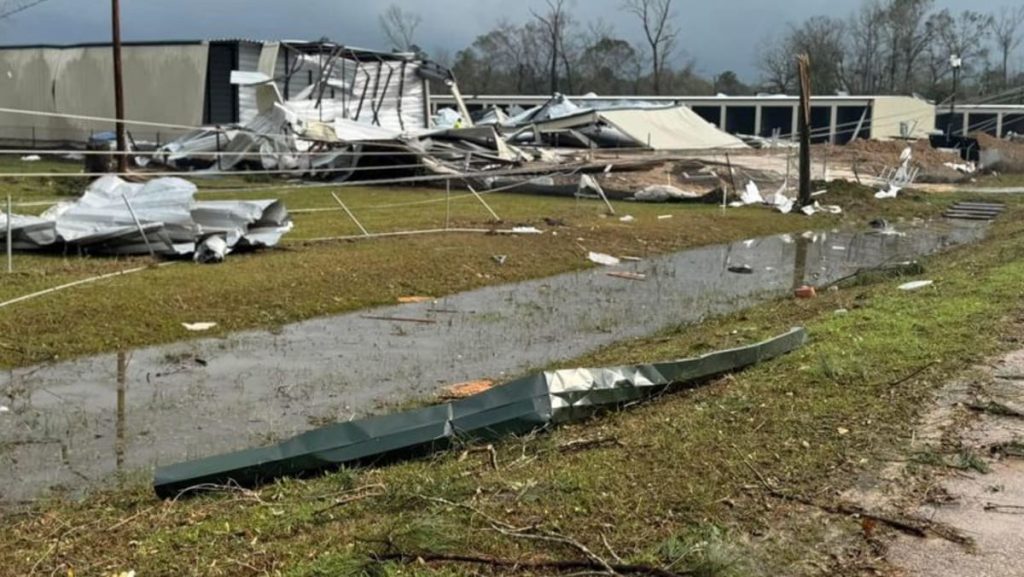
[0,176,292,258]
[975,133,1024,172]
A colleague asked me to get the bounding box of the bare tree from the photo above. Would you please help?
[845,0,888,94]
[881,0,935,93]
[788,16,848,94]
[991,6,1024,85]
[622,0,679,94]
[757,34,796,93]
[379,4,422,52]
[531,0,574,94]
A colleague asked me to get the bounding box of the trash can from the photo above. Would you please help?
[85,131,118,174]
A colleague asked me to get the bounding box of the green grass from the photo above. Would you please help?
[0,170,962,369]
[4,193,1024,576]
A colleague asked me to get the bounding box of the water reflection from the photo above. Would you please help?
[0,222,987,503]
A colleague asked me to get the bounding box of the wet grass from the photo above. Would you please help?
[4,196,1024,576]
[0,169,962,369]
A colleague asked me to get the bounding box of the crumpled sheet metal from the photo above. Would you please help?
[2,176,293,257]
[153,327,807,498]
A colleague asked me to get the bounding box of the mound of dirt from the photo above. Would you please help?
[974,133,1024,172]
[830,139,964,182]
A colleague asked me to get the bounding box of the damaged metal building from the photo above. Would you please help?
[0,39,435,146]
[434,94,939,144]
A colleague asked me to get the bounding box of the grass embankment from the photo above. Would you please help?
[0,154,948,369]
[3,199,1024,576]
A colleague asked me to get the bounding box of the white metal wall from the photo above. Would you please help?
[236,42,263,124]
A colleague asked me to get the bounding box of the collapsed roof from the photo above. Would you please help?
[463,94,749,151]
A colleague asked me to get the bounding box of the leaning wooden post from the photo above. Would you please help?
[797,54,813,208]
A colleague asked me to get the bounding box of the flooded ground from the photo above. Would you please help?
[0,222,986,503]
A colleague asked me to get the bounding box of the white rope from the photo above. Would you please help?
[0,262,178,310]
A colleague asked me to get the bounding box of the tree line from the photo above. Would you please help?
[379,0,1024,100]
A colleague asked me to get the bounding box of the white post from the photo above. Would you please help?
[465,183,501,222]
[120,193,156,258]
[445,179,451,231]
[330,191,370,236]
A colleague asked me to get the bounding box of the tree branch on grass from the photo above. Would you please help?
[741,458,974,548]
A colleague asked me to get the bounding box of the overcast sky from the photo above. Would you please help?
[0,0,1016,81]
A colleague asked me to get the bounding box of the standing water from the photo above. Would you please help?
[0,222,986,503]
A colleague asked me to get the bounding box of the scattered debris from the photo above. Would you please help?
[728,265,754,275]
[633,185,700,203]
[397,296,434,304]
[491,255,508,266]
[606,271,647,281]
[899,280,935,291]
[194,235,228,264]
[944,161,977,174]
[511,226,543,235]
[0,405,9,414]
[441,379,495,400]
[657,214,674,220]
[794,285,817,299]
[618,215,636,223]
[587,252,621,266]
[800,201,843,216]
[875,184,902,199]
[19,154,40,162]
[182,322,217,332]
[360,315,438,325]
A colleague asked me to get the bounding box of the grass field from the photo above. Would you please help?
[2,185,1023,576]
[0,155,962,369]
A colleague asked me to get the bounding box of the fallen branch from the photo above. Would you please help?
[557,437,624,454]
[374,552,690,577]
[742,459,973,547]
[984,502,1024,514]
[968,400,1024,419]
[314,484,387,516]
[459,444,499,470]
[360,315,437,325]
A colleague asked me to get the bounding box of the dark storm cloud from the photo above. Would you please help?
[0,0,1014,80]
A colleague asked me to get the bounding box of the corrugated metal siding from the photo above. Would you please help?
[236,42,262,124]
[279,53,427,131]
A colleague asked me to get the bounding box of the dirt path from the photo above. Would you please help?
[884,349,1024,576]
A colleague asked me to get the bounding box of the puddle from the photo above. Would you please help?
[0,222,986,503]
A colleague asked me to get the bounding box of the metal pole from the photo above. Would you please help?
[112,0,127,173]
[445,179,451,230]
[797,54,812,208]
[950,66,960,137]
[330,191,370,236]
[120,193,157,257]
[5,195,12,274]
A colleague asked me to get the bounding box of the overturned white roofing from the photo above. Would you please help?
[598,106,747,150]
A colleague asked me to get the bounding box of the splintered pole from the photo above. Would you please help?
[797,54,812,208]
[112,0,127,173]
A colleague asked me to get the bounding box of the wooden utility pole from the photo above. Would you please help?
[797,54,812,208]
[111,0,127,173]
